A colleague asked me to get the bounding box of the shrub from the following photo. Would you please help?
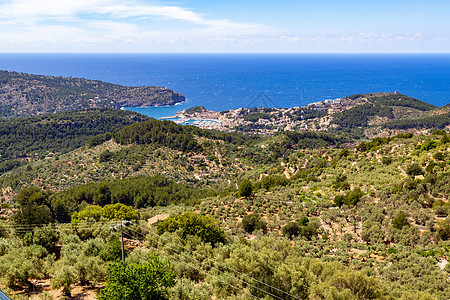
[98,256,175,300]
[392,213,410,230]
[282,222,301,239]
[238,179,253,198]
[281,217,318,240]
[0,238,14,256]
[382,156,392,165]
[421,140,438,151]
[29,225,59,253]
[0,245,48,287]
[406,163,424,177]
[99,150,115,162]
[334,189,365,207]
[241,214,267,233]
[156,212,226,246]
[51,266,75,296]
[72,203,139,223]
[100,237,124,262]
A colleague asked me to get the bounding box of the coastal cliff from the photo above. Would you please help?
[0,71,185,118]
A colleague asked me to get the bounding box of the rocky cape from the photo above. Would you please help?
[0,70,185,118]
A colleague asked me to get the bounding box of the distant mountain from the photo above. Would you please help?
[0,71,185,118]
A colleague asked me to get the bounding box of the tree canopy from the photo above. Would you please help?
[98,256,175,300]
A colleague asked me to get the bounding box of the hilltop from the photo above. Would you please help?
[0,71,185,118]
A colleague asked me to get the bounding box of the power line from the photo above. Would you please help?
[130,225,302,300]
[121,230,261,300]
[2,220,260,299]
[138,229,277,299]
[0,220,118,229]
[1,220,301,299]
[127,226,293,300]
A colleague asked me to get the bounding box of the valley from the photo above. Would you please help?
[0,79,449,299]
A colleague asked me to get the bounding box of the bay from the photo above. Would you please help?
[1,53,449,119]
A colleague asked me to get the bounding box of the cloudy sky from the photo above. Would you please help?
[0,0,449,52]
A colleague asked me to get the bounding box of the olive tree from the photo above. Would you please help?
[98,256,175,300]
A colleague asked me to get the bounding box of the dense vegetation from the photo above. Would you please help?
[333,93,436,128]
[113,119,202,152]
[384,112,450,130]
[281,131,346,150]
[11,174,214,224]
[0,109,149,172]
[0,70,185,118]
[114,118,261,150]
[0,93,449,299]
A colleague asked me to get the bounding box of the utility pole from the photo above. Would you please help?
[120,222,125,264]
[111,221,131,264]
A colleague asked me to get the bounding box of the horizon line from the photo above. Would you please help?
[1,52,450,55]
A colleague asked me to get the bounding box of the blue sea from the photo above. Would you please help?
[1,53,449,119]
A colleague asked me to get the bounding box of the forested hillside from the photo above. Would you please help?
[0,71,185,118]
[332,93,436,129]
[0,109,150,174]
[0,98,449,299]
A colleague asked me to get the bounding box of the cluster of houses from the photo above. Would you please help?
[167,97,352,135]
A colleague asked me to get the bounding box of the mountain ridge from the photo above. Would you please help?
[0,70,185,118]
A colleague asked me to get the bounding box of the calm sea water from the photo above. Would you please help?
[1,53,449,119]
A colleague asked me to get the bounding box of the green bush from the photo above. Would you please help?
[241,214,267,233]
[392,212,410,230]
[100,237,124,262]
[406,163,425,177]
[72,203,139,223]
[282,222,301,239]
[0,245,48,287]
[51,266,75,296]
[238,179,253,198]
[156,212,226,246]
[98,256,175,300]
[28,225,59,252]
[282,218,318,240]
[421,140,438,151]
[334,189,365,207]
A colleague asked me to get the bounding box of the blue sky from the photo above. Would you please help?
[0,0,448,52]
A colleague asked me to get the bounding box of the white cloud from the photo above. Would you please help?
[0,0,280,51]
[276,32,449,44]
[0,0,107,20]
[95,4,205,23]
[0,0,270,32]
[0,1,447,52]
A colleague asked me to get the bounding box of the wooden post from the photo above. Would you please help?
[120,222,125,263]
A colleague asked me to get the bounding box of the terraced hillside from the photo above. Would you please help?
[0,96,449,299]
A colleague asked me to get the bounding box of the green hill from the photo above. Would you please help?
[332,92,437,128]
[0,108,150,173]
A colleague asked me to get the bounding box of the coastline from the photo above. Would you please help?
[159,115,178,120]
[2,53,449,111]
[124,92,449,137]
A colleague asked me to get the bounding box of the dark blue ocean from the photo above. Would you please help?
[1,53,449,119]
